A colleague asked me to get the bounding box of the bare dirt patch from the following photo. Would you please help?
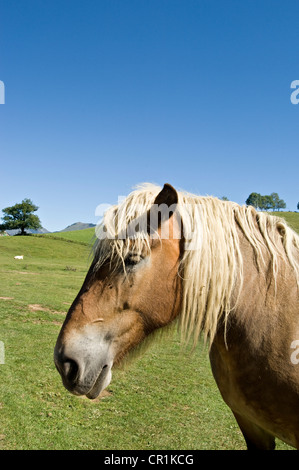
[27,304,66,316]
[2,270,40,275]
[18,271,40,275]
[0,297,14,301]
[28,304,49,312]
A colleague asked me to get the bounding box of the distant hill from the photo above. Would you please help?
[58,222,96,232]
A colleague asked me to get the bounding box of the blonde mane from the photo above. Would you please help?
[94,183,299,347]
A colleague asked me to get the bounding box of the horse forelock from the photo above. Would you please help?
[93,183,160,272]
[92,183,299,347]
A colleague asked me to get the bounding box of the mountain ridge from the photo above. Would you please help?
[57,222,96,232]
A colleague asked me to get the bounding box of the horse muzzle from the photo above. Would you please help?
[54,330,113,399]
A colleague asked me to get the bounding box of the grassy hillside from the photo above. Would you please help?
[43,227,96,245]
[0,236,91,312]
[271,211,299,234]
[0,227,294,450]
[0,234,246,450]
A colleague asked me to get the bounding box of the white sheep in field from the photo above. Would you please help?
[14,255,24,260]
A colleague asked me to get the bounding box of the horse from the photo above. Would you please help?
[54,183,299,450]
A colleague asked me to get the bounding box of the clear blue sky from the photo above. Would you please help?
[1,0,299,232]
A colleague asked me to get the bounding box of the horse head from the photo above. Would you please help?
[54,184,182,398]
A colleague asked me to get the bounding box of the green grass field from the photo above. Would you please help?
[0,213,298,450]
[271,211,299,234]
[43,227,96,245]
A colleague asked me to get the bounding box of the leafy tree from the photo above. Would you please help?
[270,193,280,210]
[276,198,286,211]
[245,192,261,209]
[0,198,42,235]
[260,195,275,211]
[297,202,299,211]
[270,192,286,211]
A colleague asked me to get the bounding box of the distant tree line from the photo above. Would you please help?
[245,192,286,211]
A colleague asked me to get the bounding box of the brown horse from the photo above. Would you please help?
[54,183,299,450]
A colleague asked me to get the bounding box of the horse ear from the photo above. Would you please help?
[153,183,178,207]
[148,184,179,235]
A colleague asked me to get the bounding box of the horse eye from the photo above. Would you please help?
[124,254,142,267]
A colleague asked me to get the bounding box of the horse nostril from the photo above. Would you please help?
[63,358,79,384]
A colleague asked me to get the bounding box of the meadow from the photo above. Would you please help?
[272,211,299,234]
[0,212,298,450]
